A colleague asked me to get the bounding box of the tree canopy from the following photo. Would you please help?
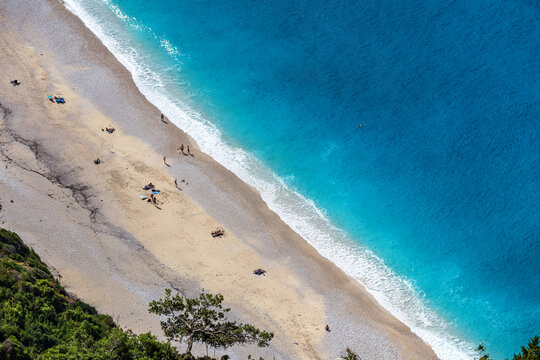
[148,289,274,353]
[512,337,540,360]
[475,337,540,360]
[341,347,360,360]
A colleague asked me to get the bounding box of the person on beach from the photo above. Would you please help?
[163,156,167,164]
[187,145,192,155]
[325,324,330,332]
[174,179,178,187]
[180,144,184,154]
[161,113,164,122]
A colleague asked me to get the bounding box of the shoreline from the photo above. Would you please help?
[60,2,470,358]
[0,0,439,359]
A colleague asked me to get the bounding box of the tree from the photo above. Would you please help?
[513,336,540,360]
[148,289,273,354]
[341,347,360,360]
[474,338,540,360]
[475,343,492,360]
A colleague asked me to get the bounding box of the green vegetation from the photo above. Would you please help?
[149,289,273,353]
[0,228,179,359]
[513,337,540,360]
[341,347,360,360]
[476,337,540,360]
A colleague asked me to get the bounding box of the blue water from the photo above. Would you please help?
[65,0,540,358]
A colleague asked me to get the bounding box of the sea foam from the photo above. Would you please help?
[63,1,478,358]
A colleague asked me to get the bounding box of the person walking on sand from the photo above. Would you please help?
[187,145,192,155]
[174,178,178,187]
[180,144,184,154]
[163,156,167,164]
[161,113,164,122]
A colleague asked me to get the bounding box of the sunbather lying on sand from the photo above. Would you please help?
[211,229,224,237]
[253,268,266,275]
[53,96,65,104]
[142,183,155,190]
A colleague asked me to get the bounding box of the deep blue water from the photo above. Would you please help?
[65,0,540,358]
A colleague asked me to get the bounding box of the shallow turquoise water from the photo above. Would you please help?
[64,0,540,358]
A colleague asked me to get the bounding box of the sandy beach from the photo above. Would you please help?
[0,0,438,359]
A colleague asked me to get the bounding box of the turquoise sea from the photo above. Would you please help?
[63,0,540,358]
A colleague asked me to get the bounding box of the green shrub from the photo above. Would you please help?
[0,228,180,359]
